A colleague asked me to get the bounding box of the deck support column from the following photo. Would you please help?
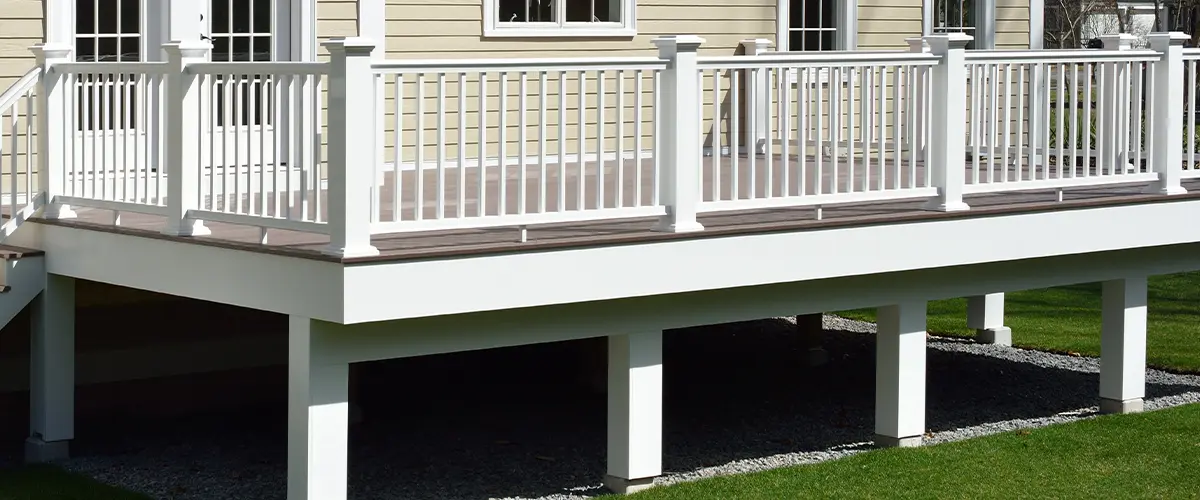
[288,317,350,500]
[967,293,1011,346]
[605,331,663,494]
[796,313,828,367]
[27,273,75,462]
[1100,277,1147,414]
[875,299,927,448]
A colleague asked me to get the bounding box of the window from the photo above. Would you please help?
[932,0,976,48]
[484,0,636,37]
[210,0,276,62]
[787,0,837,51]
[75,0,142,62]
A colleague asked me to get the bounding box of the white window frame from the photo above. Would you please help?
[483,0,637,38]
[923,0,995,49]
[775,0,858,52]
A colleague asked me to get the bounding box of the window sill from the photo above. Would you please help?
[482,26,637,38]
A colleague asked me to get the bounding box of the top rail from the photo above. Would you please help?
[699,51,940,69]
[1183,48,1200,60]
[963,49,1161,64]
[52,61,171,75]
[0,68,39,111]
[371,56,668,74]
[187,61,330,75]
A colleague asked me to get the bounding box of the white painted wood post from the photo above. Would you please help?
[651,36,705,233]
[605,331,663,495]
[288,316,350,500]
[875,299,927,448]
[26,273,75,462]
[905,37,929,163]
[1100,277,1147,414]
[31,44,76,219]
[1145,32,1189,195]
[740,39,773,156]
[1098,34,1136,176]
[162,42,211,237]
[322,38,381,258]
[967,293,1011,346]
[922,34,971,212]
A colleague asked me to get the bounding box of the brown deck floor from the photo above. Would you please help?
[24,155,1200,263]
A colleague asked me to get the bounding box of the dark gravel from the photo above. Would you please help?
[10,315,1197,499]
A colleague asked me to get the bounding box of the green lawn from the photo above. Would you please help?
[0,465,150,500]
[621,402,1200,500]
[837,272,1200,373]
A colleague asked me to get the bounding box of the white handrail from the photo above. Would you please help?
[371,56,667,74]
[0,68,39,112]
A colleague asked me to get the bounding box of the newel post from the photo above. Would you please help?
[651,35,705,233]
[1146,32,1190,195]
[322,38,380,258]
[31,44,76,219]
[162,41,211,236]
[740,39,773,155]
[923,33,971,212]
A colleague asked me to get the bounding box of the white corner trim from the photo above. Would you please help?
[358,0,387,58]
[482,0,637,38]
[1029,0,1044,49]
[839,0,858,50]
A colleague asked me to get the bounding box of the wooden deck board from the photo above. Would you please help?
[27,155,1200,263]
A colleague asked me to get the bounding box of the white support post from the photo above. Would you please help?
[651,35,705,233]
[322,38,380,258]
[605,331,663,495]
[31,44,76,219]
[740,39,773,156]
[967,293,1011,346]
[26,274,75,462]
[875,299,927,448]
[288,316,351,500]
[922,34,971,212]
[1145,32,1189,195]
[162,42,211,237]
[1100,277,1147,414]
[1098,34,1136,176]
[905,37,930,163]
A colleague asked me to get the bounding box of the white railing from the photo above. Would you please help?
[696,50,940,212]
[187,61,328,233]
[369,57,667,234]
[0,68,41,237]
[24,32,1198,256]
[961,46,1162,193]
[50,61,170,216]
[1182,47,1200,179]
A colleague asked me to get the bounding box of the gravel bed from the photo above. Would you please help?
[26,315,1200,499]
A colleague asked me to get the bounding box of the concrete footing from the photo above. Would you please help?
[874,434,923,448]
[1100,397,1144,414]
[974,326,1012,346]
[603,475,656,494]
[25,436,70,463]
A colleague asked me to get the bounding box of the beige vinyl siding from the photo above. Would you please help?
[997,0,1031,49]
[0,0,41,210]
[858,0,925,50]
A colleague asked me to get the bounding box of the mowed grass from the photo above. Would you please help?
[837,272,1200,372]
[621,403,1200,500]
[0,465,151,500]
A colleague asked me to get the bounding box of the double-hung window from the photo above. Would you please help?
[484,0,637,37]
[785,0,838,51]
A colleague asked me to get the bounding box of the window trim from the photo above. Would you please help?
[775,0,858,52]
[482,0,638,38]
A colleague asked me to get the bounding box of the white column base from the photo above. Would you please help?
[604,475,656,494]
[651,219,704,233]
[42,203,77,219]
[24,436,69,462]
[875,300,927,447]
[974,327,1012,346]
[922,199,970,212]
[1100,397,1144,414]
[162,219,212,237]
[606,331,663,493]
[874,434,923,448]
